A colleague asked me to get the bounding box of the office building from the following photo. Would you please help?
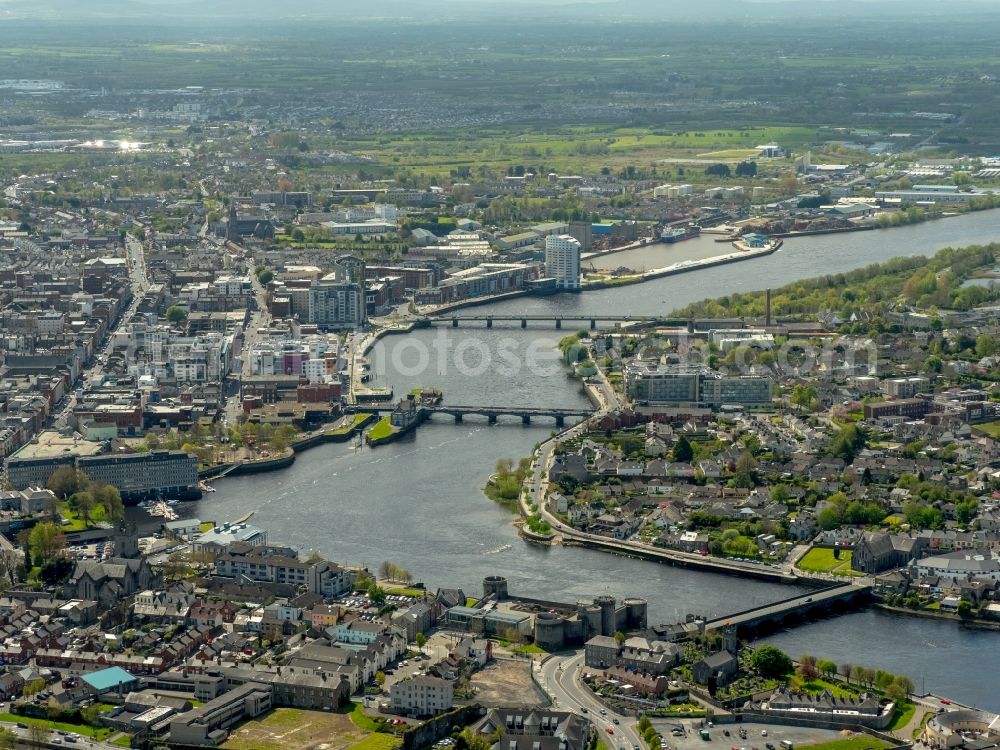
[624,365,771,408]
[5,450,199,502]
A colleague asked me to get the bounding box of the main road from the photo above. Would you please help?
[53,231,151,429]
[537,652,643,750]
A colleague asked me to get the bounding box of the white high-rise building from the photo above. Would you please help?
[544,234,581,290]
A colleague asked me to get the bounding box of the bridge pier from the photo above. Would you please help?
[555,415,565,427]
[452,317,459,328]
[486,318,493,329]
[454,414,463,423]
[521,415,531,425]
[521,319,527,328]
[555,319,562,329]
[488,414,497,424]
[590,319,596,330]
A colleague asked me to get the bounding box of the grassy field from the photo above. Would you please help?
[888,701,917,732]
[327,413,374,436]
[799,737,892,750]
[789,677,858,699]
[339,125,814,178]
[222,707,378,750]
[367,417,394,441]
[973,420,1000,439]
[0,713,113,740]
[512,643,548,655]
[348,735,402,750]
[796,547,862,576]
[385,586,427,598]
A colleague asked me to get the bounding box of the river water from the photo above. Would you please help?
[196,209,1000,709]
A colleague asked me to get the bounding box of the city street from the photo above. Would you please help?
[537,652,644,750]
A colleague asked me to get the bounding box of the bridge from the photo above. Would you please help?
[703,582,872,636]
[344,402,592,426]
[428,404,593,426]
[422,315,747,331]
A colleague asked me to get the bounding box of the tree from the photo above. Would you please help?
[614,630,626,645]
[733,450,757,488]
[367,582,387,606]
[93,483,124,522]
[735,161,757,177]
[74,490,96,526]
[81,704,101,725]
[894,674,915,696]
[23,677,46,696]
[955,498,978,525]
[40,557,74,585]
[28,724,49,747]
[841,663,853,683]
[791,383,817,412]
[47,466,89,500]
[672,436,694,463]
[29,522,65,565]
[798,654,818,682]
[957,599,973,618]
[976,334,997,358]
[257,268,274,285]
[415,632,426,649]
[166,305,188,324]
[818,507,841,531]
[0,727,16,750]
[705,163,731,178]
[750,645,793,678]
[375,671,386,686]
[886,683,906,704]
[817,659,837,680]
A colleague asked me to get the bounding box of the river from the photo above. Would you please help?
[195,209,1000,710]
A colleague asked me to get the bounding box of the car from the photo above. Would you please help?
[613,719,620,725]
[581,708,589,714]
[600,709,607,716]
[761,731,767,737]
[607,728,614,735]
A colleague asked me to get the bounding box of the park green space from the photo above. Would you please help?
[367,417,394,441]
[798,737,892,750]
[796,548,862,577]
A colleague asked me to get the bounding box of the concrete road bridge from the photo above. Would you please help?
[703,582,872,637]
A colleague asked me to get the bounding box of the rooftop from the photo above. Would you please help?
[12,430,104,459]
[82,666,137,692]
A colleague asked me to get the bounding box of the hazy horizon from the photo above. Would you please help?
[3,0,1000,25]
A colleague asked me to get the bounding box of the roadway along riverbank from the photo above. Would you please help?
[514,367,821,585]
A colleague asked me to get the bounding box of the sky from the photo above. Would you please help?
[1,0,998,24]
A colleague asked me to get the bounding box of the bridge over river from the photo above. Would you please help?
[703,581,872,636]
[421,314,746,330]
[346,402,593,426]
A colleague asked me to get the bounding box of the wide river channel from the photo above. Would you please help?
[196,210,1000,709]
